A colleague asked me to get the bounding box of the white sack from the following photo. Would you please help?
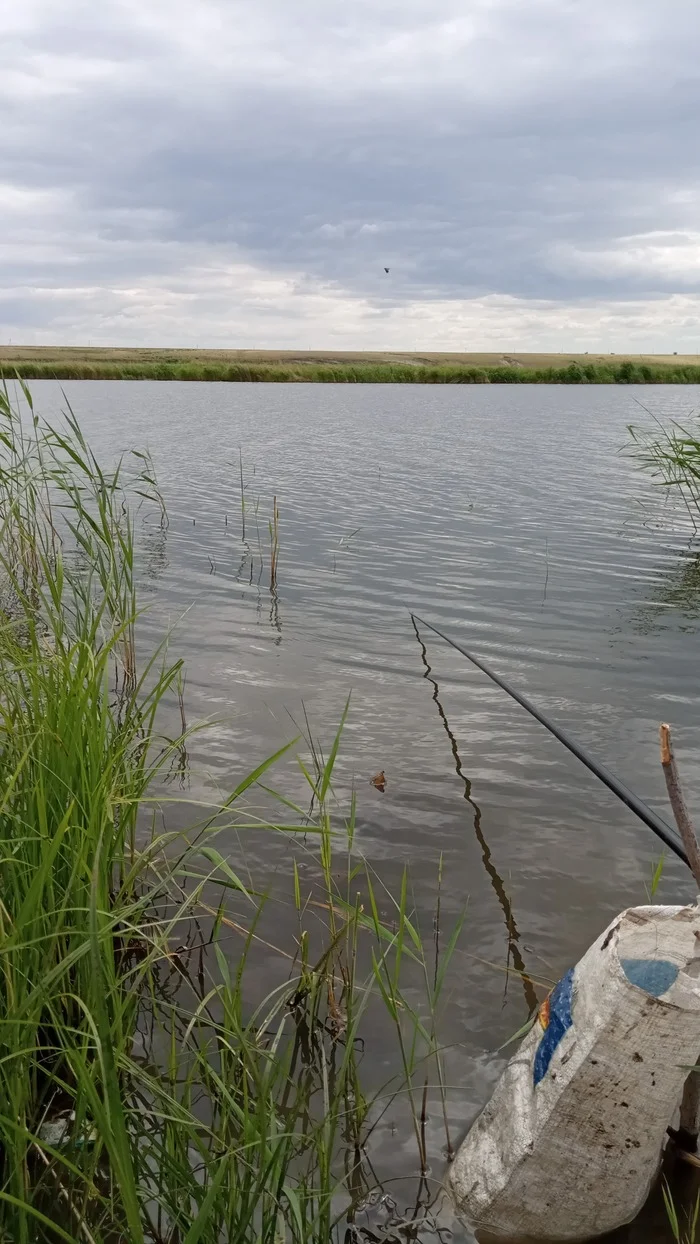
[449,904,700,1241]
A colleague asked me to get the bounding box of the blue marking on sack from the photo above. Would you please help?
[533,968,575,1088]
[621,958,679,998]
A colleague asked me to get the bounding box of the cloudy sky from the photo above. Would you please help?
[2,0,700,350]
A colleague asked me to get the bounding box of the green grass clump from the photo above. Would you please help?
[0,383,460,1242]
[629,410,700,528]
[5,360,700,383]
[663,1177,700,1243]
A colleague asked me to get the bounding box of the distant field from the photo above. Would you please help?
[2,346,700,383]
[2,347,700,367]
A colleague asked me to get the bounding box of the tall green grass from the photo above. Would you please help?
[0,383,461,1242]
[629,412,700,528]
[664,1179,700,1243]
[6,359,700,383]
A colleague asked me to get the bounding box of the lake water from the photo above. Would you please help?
[31,381,700,1241]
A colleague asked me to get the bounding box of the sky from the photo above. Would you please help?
[2,0,700,351]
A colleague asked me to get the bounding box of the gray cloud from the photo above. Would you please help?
[1,0,700,347]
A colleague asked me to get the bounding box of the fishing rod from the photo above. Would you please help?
[411,613,689,867]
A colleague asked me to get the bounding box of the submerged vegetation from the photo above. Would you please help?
[5,357,700,384]
[0,383,462,1242]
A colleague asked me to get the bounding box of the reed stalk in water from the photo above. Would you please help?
[269,494,280,590]
[239,447,246,542]
[629,411,700,529]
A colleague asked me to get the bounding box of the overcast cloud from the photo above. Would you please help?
[1,0,700,349]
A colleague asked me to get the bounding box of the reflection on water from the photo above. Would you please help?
[141,521,169,589]
[269,586,282,642]
[633,541,700,634]
[30,380,700,1242]
[412,616,538,1016]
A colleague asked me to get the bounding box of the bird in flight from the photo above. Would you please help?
[384,267,390,274]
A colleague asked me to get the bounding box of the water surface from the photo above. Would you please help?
[33,381,700,1241]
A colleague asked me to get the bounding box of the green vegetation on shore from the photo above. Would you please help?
[4,351,700,383]
[0,382,460,1242]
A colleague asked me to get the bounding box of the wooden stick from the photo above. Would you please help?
[660,723,700,1147]
[660,723,700,890]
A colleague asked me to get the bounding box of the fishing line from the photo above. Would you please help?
[411,613,688,866]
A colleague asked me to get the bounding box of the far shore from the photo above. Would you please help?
[2,346,700,383]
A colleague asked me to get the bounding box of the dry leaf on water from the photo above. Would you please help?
[370,770,386,793]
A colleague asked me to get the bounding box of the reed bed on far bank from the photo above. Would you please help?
[0,383,461,1244]
[5,359,700,384]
